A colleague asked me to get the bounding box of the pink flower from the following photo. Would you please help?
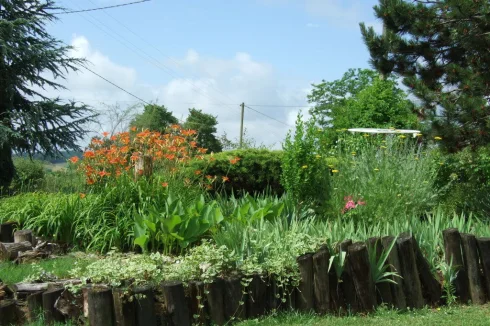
[341,195,366,214]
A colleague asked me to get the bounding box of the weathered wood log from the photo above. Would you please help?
[284,281,297,311]
[88,287,114,326]
[188,281,207,326]
[14,229,33,245]
[266,275,280,312]
[205,279,226,326]
[82,284,92,319]
[43,288,65,324]
[381,236,407,310]
[0,222,16,243]
[476,237,490,300]
[13,279,82,293]
[246,274,267,318]
[134,155,153,180]
[313,246,330,314]
[348,242,377,312]
[461,233,486,304]
[412,236,442,305]
[133,285,157,326]
[15,250,50,264]
[112,288,136,326]
[296,253,314,312]
[0,300,17,326]
[443,228,469,303]
[339,239,358,313]
[27,291,44,322]
[397,233,424,309]
[367,237,393,306]
[223,276,245,321]
[0,241,33,260]
[328,268,343,313]
[161,281,190,326]
[55,289,82,321]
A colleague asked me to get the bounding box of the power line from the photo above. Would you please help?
[247,104,308,108]
[54,0,150,15]
[245,105,292,127]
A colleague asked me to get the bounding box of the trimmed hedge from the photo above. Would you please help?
[186,149,284,195]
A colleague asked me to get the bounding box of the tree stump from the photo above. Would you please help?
[27,291,44,322]
[461,233,486,304]
[0,300,17,326]
[367,237,393,306]
[134,285,157,326]
[348,242,377,312]
[188,281,207,325]
[296,253,314,311]
[476,237,490,300]
[43,288,65,324]
[443,228,469,303]
[88,287,115,326]
[412,237,442,305]
[223,276,246,321]
[161,281,190,326]
[313,246,330,314]
[381,236,407,310]
[14,229,33,245]
[0,241,32,260]
[396,233,424,309]
[205,279,226,326]
[134,155,153,180]
[246,274,267,318]
[0,222,16,243]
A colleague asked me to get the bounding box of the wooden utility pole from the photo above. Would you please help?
[239,102,245,148]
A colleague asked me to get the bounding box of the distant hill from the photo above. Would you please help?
[14,150,83,164]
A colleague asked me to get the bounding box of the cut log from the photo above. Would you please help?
[43,288,65,324]
[0,241,33,260]
[205,278,226,326]
[476,237,490,300]
[112,288,135,326]
[246,274,267,318]
[13,279,82,293]
[188,281,207,325]
[133,285,157,326]
[397,233,424,309]
[461,234,486,304]
[0,222,16,243]
[284,280,296,311]
[87,287,114,326]
[27,291,44,322]
[15,250,50,264]
[339,239,358,313]
[412,237,442,305]
[381,236,407,310]
[223,276,245,321]
[161,280,190,326]
[134,155,153,180]
[14,229,33,245]
[296,253,314,311]
[367,237,393,306]
[328,267,343,313]
[348,242,377,312]
[313,246,330,314]
[443,228,469,303]
[54,289,82,321]
[266,275,280,312]
[0,300,17,326]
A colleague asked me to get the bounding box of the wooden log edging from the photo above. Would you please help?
[348,242,377,312]
[381,236,407,310]
[476,237,490,301]
[461,234,486,304]
[443,228,470,303]
[367,237,393,306]
[296,253,314,311]
[313,246,330,314]
[88,287,115,326]
[397,233,424,309]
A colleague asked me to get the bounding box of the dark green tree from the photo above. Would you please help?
[0,0,95,190]
[130,104,178,133]
[361,0,490,152]
[183,108,222,153]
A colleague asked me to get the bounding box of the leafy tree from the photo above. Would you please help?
[308,68,418,145]
[130,104,178,133]
[219,128,268,150]
[183,108,222,153]
[360,0,490,152]
[0,0,95,190]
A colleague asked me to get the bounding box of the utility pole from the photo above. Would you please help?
[239,102,244,148]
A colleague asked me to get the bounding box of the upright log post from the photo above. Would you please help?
[412,237,442,305]
[43,288,65,324]
[381,236,406,310]
[461,234,486,304]
[476,237,490,300]
[223,276,246,321]
[339,239,358,313]
[188,281,207,325]
[443,228,469,303]
[87,287,115,326]
[134,155,153,180]
[27,291,44,322]
[0,222,16,242]
[0,300,17,326]
[112,288,136,326]
[133,285,157,326]
[205,279,226,326]
[0,241,32,260]
[296,253,314,311]
[266,275,280,312]
[367,237,393,306]
[246,274,267,318]
[161,281,191,326]
[396,233,424,309]
[14,229,33,245]
[347,242,377,312]
[313,246,330,314]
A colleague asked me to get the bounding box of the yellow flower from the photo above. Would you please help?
[434,136,442,141]
[315,154,321,159]
[374,168,380,171]
[328,164,334,168]
[351,152,356,156]
[380,146,387,149]
[302,165,308,169]
[415,157,419,160]
[439,162,444,165]
[416,133,423,137]
[381,140,386,143]
[399,135,406,139]
[397,194,401,197]
[389,127,395,130]
[332,169,339,173]
[363,134,369,137]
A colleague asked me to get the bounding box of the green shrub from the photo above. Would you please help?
[185,149,284,195]
[10,157,45,192]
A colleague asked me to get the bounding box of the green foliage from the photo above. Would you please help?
[186,149,284,195]
[439,258,459,306]
[0,0,96,189]
[183,108,222,153]
[281,114,330,212]
[361,0,490,152]
[328,134,440,223]
[366,237,400,285]
[10,158,45,192]
[130,104,178,132]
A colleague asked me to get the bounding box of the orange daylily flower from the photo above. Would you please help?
[102,132,110,137]
[79,193,86,199]
[222,176,230,182]
[69,156,79,164]
[161,182,169,187]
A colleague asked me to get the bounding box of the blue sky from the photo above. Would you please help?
[45,0,382,147]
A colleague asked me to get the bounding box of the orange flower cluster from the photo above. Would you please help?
[71,126,208,185]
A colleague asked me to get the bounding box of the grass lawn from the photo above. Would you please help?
[237,305,490,326]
